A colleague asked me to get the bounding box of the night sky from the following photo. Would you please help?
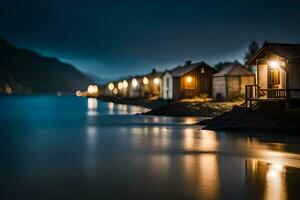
[1,0,300,80]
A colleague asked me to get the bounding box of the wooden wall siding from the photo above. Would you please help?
[213,75,254,100]
[240,76,255,96]
[178,65,215,99]
[173,77,181,100]
[289,60,300,98]
[227,77,240,99]
[258,64,268,89]
[212,76,226,99]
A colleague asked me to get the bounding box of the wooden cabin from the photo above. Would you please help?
[213,62,255,101]
[246,42,300,108]
[161,61,217,100]
[142,71,162,98]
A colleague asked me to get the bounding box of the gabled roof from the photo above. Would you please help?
[166,61,215,77]
[247,42,300,65]
[213,63,254,77]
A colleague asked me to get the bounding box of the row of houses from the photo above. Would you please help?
[100,42,300,104]
[100,60,255,101]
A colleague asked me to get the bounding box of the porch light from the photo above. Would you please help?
[113,88,118,95]
[268,60,280,69]
[143,77,149,85]
[118,82,123,90]
[186,76,192,83]
[153,78,160,85]
[108,83,114,91]
[123,80,128,88]
[132,78,138,88]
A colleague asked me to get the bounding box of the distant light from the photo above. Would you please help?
[123,80,128,88]
[132,78,138,88]
[118,82,123,90]
[5,85,12,94]
[113,88,118,94]
[76,90,82,97]
[268,60,280,69]
[57,91,62,96]
[108,83,114,91]
[186,76,192,83]
[153,77,160,85]
[87,85,99,94]
[143,77,149,85]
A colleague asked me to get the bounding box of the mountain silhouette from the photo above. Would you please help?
[0,37,95,94]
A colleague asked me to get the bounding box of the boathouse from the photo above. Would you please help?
[212,62,255,101]
[161,61,217,100]
[245,42,300,108]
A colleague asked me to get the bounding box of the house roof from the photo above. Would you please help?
[145,71,163,79]
[213,63,254,77]
[247,42,300,65]
[166,61,215,77]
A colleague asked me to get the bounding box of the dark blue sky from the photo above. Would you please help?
[1,0,300,80]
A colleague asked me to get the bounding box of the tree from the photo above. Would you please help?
[214,60,240,71]
[244,41,260,64]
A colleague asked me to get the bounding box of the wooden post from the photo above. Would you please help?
[285,60,290,110]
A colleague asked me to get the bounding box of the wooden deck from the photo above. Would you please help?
[245,85,300,109]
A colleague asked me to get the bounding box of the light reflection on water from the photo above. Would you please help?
[1,96,300,199]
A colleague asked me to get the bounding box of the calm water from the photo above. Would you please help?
[1,96,300,200]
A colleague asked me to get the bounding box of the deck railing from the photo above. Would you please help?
[245,85,300,109]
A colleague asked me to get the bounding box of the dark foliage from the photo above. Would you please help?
[244,41,260,64]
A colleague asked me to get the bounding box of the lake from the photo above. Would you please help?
[1,96,300,200]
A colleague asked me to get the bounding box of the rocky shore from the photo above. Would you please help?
[202,102,300,134]
[99,95,240,117]
[142,100,239,117]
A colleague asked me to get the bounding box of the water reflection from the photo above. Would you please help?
[265,163,286,200]
[3,96,300,199]
[198,154,219,200]
[87,98,98,116]
[183,154,219,200]
[183,129,218,151]
[246,159,287,200]
[107,101,148,115]
[108,102,114,115]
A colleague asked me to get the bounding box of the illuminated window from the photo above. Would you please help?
[201,68,205,74]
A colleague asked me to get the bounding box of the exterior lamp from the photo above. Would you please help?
[118,82,123,90]
[268,60,280,69]
[108,83,114,91]
[113,88,118,95]
[123,80,128,88]
[132,78,138,88]
[153,78,160,85]
[186,76,192,83]
[143,77,149,85]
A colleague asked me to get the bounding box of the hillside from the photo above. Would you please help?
[0,37,95,94]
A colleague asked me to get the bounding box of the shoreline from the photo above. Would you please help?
[99,95,241,117]
[201,103,300,135]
